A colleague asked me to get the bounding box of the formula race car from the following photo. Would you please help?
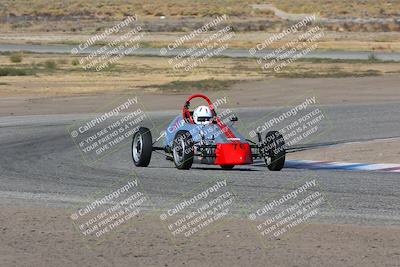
[131,94,286,171]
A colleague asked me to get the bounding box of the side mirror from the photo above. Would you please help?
[230,116,238,122]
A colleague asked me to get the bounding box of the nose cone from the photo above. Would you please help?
[214,143,253,165]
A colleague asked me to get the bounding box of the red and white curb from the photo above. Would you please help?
[254,159,400,172]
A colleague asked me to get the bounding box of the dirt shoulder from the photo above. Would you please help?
[0,203,399,267]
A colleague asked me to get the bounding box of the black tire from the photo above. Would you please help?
[172,130,194,170]
[264,131,286,171]
[131,127,152,167]
[220,165,235,170]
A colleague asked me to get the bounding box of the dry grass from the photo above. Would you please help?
[0,0,258,18]
[1,0,398,39]
[1,0,399,19]
[0,53,398,96]
[269,0,400,19]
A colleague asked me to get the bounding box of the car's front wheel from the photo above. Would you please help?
[131,127,153,167]
[264,131,286,171]
[172,130,194,170]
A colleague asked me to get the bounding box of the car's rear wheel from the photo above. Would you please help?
[172,130,194,170]
[264,131,286,171]
[220,165,235,170]
[132,127,152,167]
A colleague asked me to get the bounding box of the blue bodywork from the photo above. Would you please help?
[163,115,248,148]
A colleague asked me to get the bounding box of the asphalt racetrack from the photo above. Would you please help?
[1,102,399,226]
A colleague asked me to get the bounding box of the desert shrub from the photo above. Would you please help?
[0,67,34,76]
[71,59,80,66]
[10,53,23,63]
[44,60,57,69]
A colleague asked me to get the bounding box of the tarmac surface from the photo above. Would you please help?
[1,102,399,226]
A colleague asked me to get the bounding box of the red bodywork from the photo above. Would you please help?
[214,143,253,165]
[183,94,254,166]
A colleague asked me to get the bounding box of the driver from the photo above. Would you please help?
[193,105,213,125]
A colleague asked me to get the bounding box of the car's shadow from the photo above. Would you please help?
[191,166,257,171]
[146,165,259,171]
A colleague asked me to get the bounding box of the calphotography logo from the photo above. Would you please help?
[160,179,236,242]
[70,15,145,71]
[245,94,332,149]
[249,15,325,72]
[248,177,331,247]
[69,174,150,245]
[67,96,155,164]
[161,15,235,72]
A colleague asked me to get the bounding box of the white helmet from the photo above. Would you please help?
[193,105,213,125]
